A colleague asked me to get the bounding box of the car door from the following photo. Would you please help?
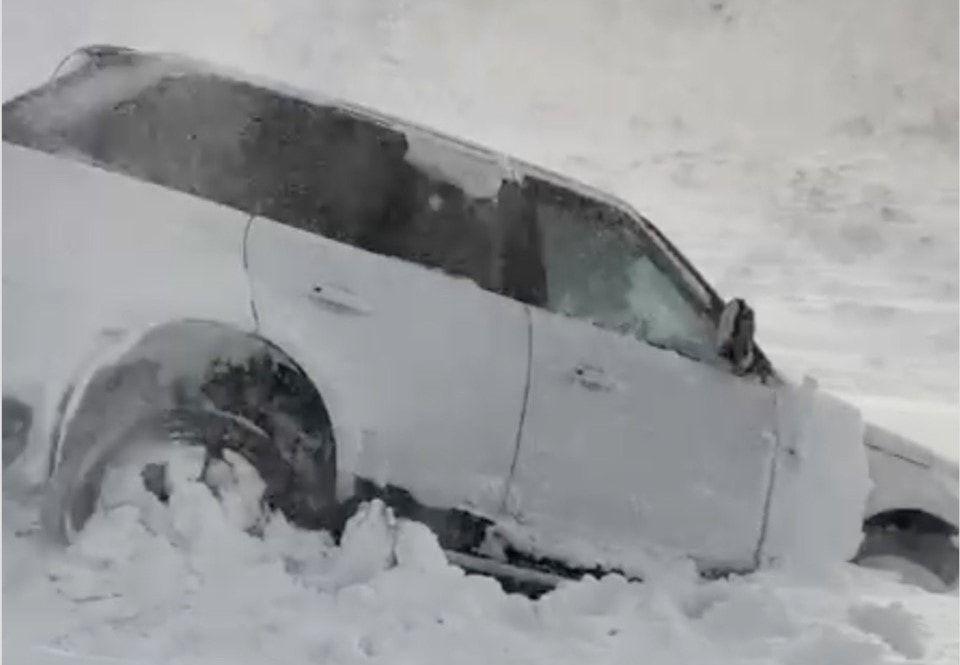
[506,176,778,573]
[242,103,531,518]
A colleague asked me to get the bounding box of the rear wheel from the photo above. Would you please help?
[164,405,339,530]
[46,350,338,541]
[92,422,272,536]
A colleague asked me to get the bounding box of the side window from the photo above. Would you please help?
[525,178,720,364]
[233,90,516,296]
[5,66,515,295]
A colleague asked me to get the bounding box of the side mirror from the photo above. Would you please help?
[717,298,758,376]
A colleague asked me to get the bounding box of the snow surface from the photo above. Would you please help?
[3,0,958,662]
[4,462,959,665]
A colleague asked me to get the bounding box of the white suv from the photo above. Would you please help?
[3,46,956,592]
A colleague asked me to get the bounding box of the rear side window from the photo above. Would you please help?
[2,61,541,301]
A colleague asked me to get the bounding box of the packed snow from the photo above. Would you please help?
[3,0,958,662]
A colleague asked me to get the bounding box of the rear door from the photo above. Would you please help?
[243,106,532,517]
[507,177,778,572]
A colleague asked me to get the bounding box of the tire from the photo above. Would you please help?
[855,525,959,592]
[165,405,338,530]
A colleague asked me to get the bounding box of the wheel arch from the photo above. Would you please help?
[863,457,958,536]
[863,508,958,536]
[44,318,351,540]
[856,507,959,590]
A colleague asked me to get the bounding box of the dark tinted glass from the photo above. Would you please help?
[2,60,544,301]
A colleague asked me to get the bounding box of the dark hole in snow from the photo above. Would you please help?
[140,462,170,503]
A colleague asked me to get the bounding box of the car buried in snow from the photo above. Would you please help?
[3,45,957,594]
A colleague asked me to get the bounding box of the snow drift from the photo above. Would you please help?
[4,458,957,664]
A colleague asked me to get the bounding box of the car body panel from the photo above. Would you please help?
[509,305,778,571]
[246,216,530,516]
[760,380,873,565]
[2,143,254,484]
[863,424,959,528]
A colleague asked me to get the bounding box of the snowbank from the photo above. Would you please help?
[4,461,957,664]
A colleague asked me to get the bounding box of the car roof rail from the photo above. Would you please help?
[49,44,140,82]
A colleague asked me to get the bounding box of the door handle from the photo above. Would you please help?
[309,283,372,315]
[570,363,615,392]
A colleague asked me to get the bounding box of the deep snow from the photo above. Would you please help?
[3,453,958,665]
[2,0,958,662]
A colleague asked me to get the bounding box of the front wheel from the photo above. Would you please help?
[855,524,958,592]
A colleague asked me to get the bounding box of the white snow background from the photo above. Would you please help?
[2,0,958,663]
